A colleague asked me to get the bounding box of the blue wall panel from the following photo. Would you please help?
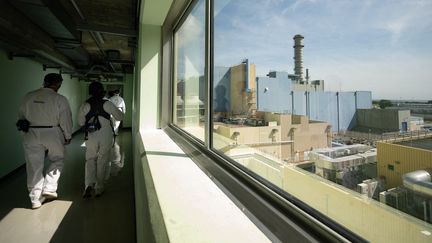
[356,91,372,109]
[257,72,292,113]
[309,92,338,131]
[309,92,320,121]
[292,91,307,115]
[251,70,372,132]
[338,92,357,131]
[213,67,230,112]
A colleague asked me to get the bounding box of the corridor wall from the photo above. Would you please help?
[0,49,83,178]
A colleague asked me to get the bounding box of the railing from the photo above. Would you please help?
[335,130,432,146]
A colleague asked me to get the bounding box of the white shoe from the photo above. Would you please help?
[31,196,46,209]
[42,191,58,200]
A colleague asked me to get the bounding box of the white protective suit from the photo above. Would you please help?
[104,139,124,180]
[108,94,125,134]
[106,94,126,180]
[78,100,124,192]
[19,87,72,205]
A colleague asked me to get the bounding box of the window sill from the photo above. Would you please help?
[136,129,271,242]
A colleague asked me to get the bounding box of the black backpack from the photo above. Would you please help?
[84,97,111,134]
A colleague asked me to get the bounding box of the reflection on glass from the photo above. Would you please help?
[173,0,206,141]
[212,0,432,241]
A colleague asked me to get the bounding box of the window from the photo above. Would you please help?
[173,0,206,141]
[170,0,432,242]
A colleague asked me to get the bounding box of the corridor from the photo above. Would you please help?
[0,131,135,243]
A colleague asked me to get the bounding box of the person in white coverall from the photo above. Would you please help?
[104,89,126,180]
[18,73,72,209]
[78,82,124,198]
[108,89,125,135]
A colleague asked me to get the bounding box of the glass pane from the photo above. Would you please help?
[173,0,206,141]
[212,0,432,241]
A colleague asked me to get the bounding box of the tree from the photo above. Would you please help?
[379,99,392,109]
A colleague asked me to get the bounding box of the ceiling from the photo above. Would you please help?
[0,0,139,82]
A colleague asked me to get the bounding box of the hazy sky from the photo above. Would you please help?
[214,0,432,100]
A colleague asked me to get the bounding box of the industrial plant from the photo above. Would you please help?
[208,34,432,226]
[308,144,377,190]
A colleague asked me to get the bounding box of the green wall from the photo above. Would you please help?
[0,49,83,178]
[137,25,162,131]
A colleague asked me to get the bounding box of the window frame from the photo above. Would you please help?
[170,0,206,144]
[161,0,367,242]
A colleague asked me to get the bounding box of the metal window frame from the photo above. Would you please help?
[161,0,367,242]
[166,0,207,146]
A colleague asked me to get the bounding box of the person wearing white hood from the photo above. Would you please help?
[104,89,126,181]
[108,89,125,135]
[78,82,124,198]
[18,73,72,209]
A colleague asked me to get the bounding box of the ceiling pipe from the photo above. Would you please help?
[33,49,75,71]
[95,32,105,45]
[89,31,106,57]
[70,0,105,58]
[108,62,117,73]
[70,0,86,20]
[63,70,124,77]
[85,65,109,76]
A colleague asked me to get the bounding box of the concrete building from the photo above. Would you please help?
[356,109,413,133]
[214,60,371,133]
[214,59,257,116]
[387,102,432,121]
[214,113,330,162]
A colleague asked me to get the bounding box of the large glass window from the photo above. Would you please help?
[173,0,206,141]
[210,0,432,241]
[174,0,432,241]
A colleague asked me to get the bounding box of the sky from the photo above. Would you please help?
[213,0,432,100]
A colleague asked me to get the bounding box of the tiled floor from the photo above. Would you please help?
[0,130,135,243]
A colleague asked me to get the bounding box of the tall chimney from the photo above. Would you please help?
[293,34,304,82]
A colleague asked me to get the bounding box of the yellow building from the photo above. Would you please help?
[377,137,432,189]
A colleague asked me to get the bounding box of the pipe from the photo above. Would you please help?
[70,0,105,58]
[85,65,109,76]
[70,0,86,20]
[95,32,105,45]
[242,59,250,92]
[89,31,106,57]
[403,169,432,197]
[33,49,74,70]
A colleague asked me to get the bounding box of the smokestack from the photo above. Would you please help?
[293,34,304,82]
